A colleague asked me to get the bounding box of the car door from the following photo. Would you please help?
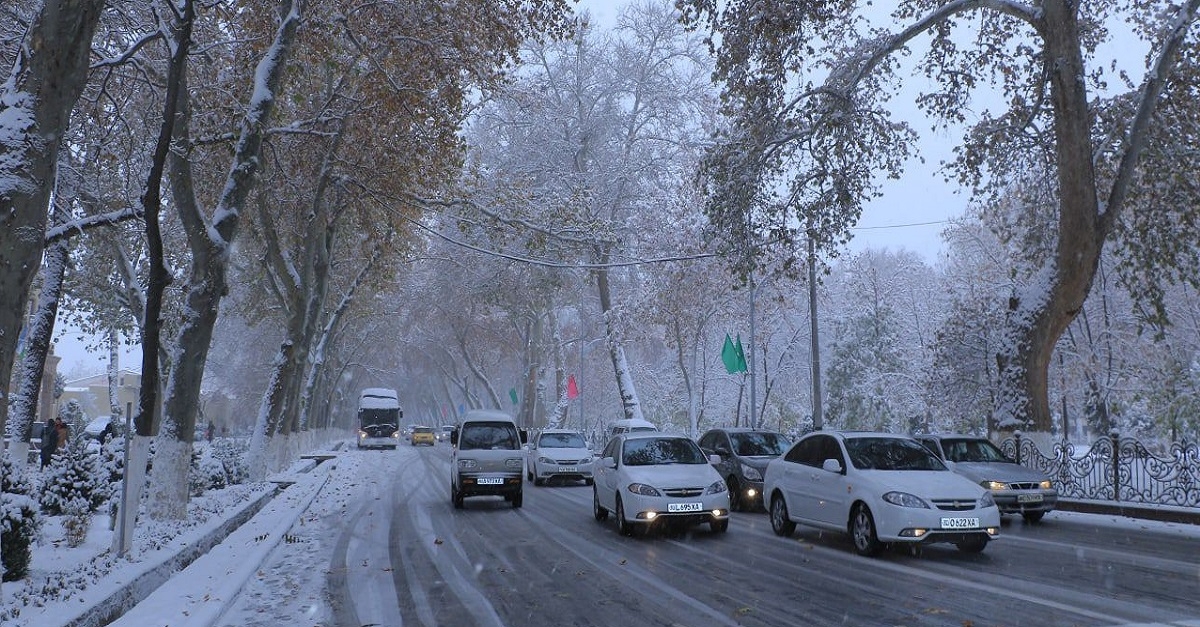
[706,432,738,480]
[776,436,823,523]
[594,438,620,510]
[806,435,851,528]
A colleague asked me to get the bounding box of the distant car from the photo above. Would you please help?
[913,434,1058,523]
[410,426,436,446]
[592,433,729,537]
[698,428,791,511]
[607,418,658,438]
[526,429,594,486]
[763,431,1000,556]
[437,425,455,442]
[450,411,526,508]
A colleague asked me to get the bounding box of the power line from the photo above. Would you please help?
[851,219,948,231]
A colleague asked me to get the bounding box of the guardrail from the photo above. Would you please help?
[999,432,1200,508]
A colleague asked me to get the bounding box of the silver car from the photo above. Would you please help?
[914,434,1058,523]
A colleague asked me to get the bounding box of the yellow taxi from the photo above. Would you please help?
[410,426,436,446]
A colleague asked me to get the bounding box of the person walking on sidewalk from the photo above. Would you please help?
[40,421,58,468]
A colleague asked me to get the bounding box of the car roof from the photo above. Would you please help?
[460,409,516,423]
[915,433,988,440]
[539,428,583,434]
[705,427,781,434]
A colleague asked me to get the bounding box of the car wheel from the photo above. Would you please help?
[1022,511,1045,524]
[533,476,544,487]
[850,503,883,556]
[527,469,534,482]
[451,482,463,509]
[584,478,594,486]
[710,518,729,534]
[616,496,639,537]
[956,535,989,553]
[727,476,742,512]
[769,493,796,537]
[512,490,523,509]
[593,487,609,521]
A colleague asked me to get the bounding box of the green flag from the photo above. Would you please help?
[721,334,747,374]
[509,388,519,405]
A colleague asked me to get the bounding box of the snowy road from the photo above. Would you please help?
[221,444,1200,627]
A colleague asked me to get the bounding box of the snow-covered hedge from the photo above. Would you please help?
[1,451,41,582]
[39,446,106,516]
[189,438,250,496]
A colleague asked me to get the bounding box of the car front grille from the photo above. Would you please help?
[554,459,585,465]
[1007,482,1041,490]
[663,488,704,497]
[931,499,977,511]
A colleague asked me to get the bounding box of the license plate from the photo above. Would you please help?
[559,466,577,472]
[1017,493,1044,504]
[668,502,703,513]
[477,477,503,485]
[940,517,980,529]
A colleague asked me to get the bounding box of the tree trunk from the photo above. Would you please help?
[596,262,645,422]
[9,241,69,462]
[995,2,1103,434]
[0,0,105,437]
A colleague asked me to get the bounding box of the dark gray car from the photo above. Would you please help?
[914,433,1058,523]
[698,428,791,512]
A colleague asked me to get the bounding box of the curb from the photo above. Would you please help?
[1056,498,1200,526]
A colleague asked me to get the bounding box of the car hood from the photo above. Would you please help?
[536,447,593,459]
[950,461,1049,483]
[739,456,776,471]
[623,464,721,489]
[860,469,984,500]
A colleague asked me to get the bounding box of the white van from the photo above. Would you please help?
[608,418,658,438]
[450,410,527,508]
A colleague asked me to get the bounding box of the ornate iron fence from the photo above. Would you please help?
[999,432,1200,508]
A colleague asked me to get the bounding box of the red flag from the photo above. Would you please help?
[567,374,579,399]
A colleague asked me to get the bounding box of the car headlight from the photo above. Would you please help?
[882,491,929,508]
[1039,479,1053,490]
[705,480,728,495]
[627,483,662,497]
[979,492,996,508]
[457,459,478,470]
[580,456,593,464]
[538,456,555,465]
[740,464,763,482]
[981,480,1008,490]
[505,458,523,469]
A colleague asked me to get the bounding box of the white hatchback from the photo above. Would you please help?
[592,433,730,536]
[763,431,1000,555]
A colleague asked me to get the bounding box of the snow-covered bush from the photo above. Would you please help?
[188,438,249,495]
[210,437,249,485]
[1,451,41,582]
[61,497,92,547]
[39,446,106,516]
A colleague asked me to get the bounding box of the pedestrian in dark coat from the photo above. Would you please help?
[40,421,58,468]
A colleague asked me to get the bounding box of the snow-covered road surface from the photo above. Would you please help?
[209,443,1200,627]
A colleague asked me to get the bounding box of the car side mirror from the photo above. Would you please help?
[599,457,616,470]
[821,458,843,474]
[519,429,528,444]
[708,454,722,465]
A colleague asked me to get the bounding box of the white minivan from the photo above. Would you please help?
[450,410,527,509]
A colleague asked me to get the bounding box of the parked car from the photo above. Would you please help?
[526,429,594,486]
[410,426,436,446]
[592,433,729,537]
[698,428,791,511]
[450,411,527,509]
[763,431,1000,556]
[913,433,1058,523]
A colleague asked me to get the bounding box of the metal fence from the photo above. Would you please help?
[999,433,1200,508]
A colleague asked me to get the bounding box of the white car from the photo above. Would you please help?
[526,429,594,486]
[592,433,730,537]
[763,431,1000,555]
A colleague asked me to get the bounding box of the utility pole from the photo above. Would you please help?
[808,234,823,430]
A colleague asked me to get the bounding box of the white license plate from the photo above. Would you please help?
[477,477,503,485]
[559,466,577,472]
[1017,493,1044,504]
[668,502,703,513]
[940,517,980,529]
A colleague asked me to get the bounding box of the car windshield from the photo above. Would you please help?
[539,432,586,448]
[941,438,1012,463]
[844,437,947,471]
[622,437,706,466]
[730,432,789,456]
[459,422,520,450]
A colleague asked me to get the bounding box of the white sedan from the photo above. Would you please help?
[763,431,1000,555]
[526,429,594,486]
[592,433,730,537]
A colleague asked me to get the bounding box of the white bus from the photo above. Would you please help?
[357,388,401,449]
